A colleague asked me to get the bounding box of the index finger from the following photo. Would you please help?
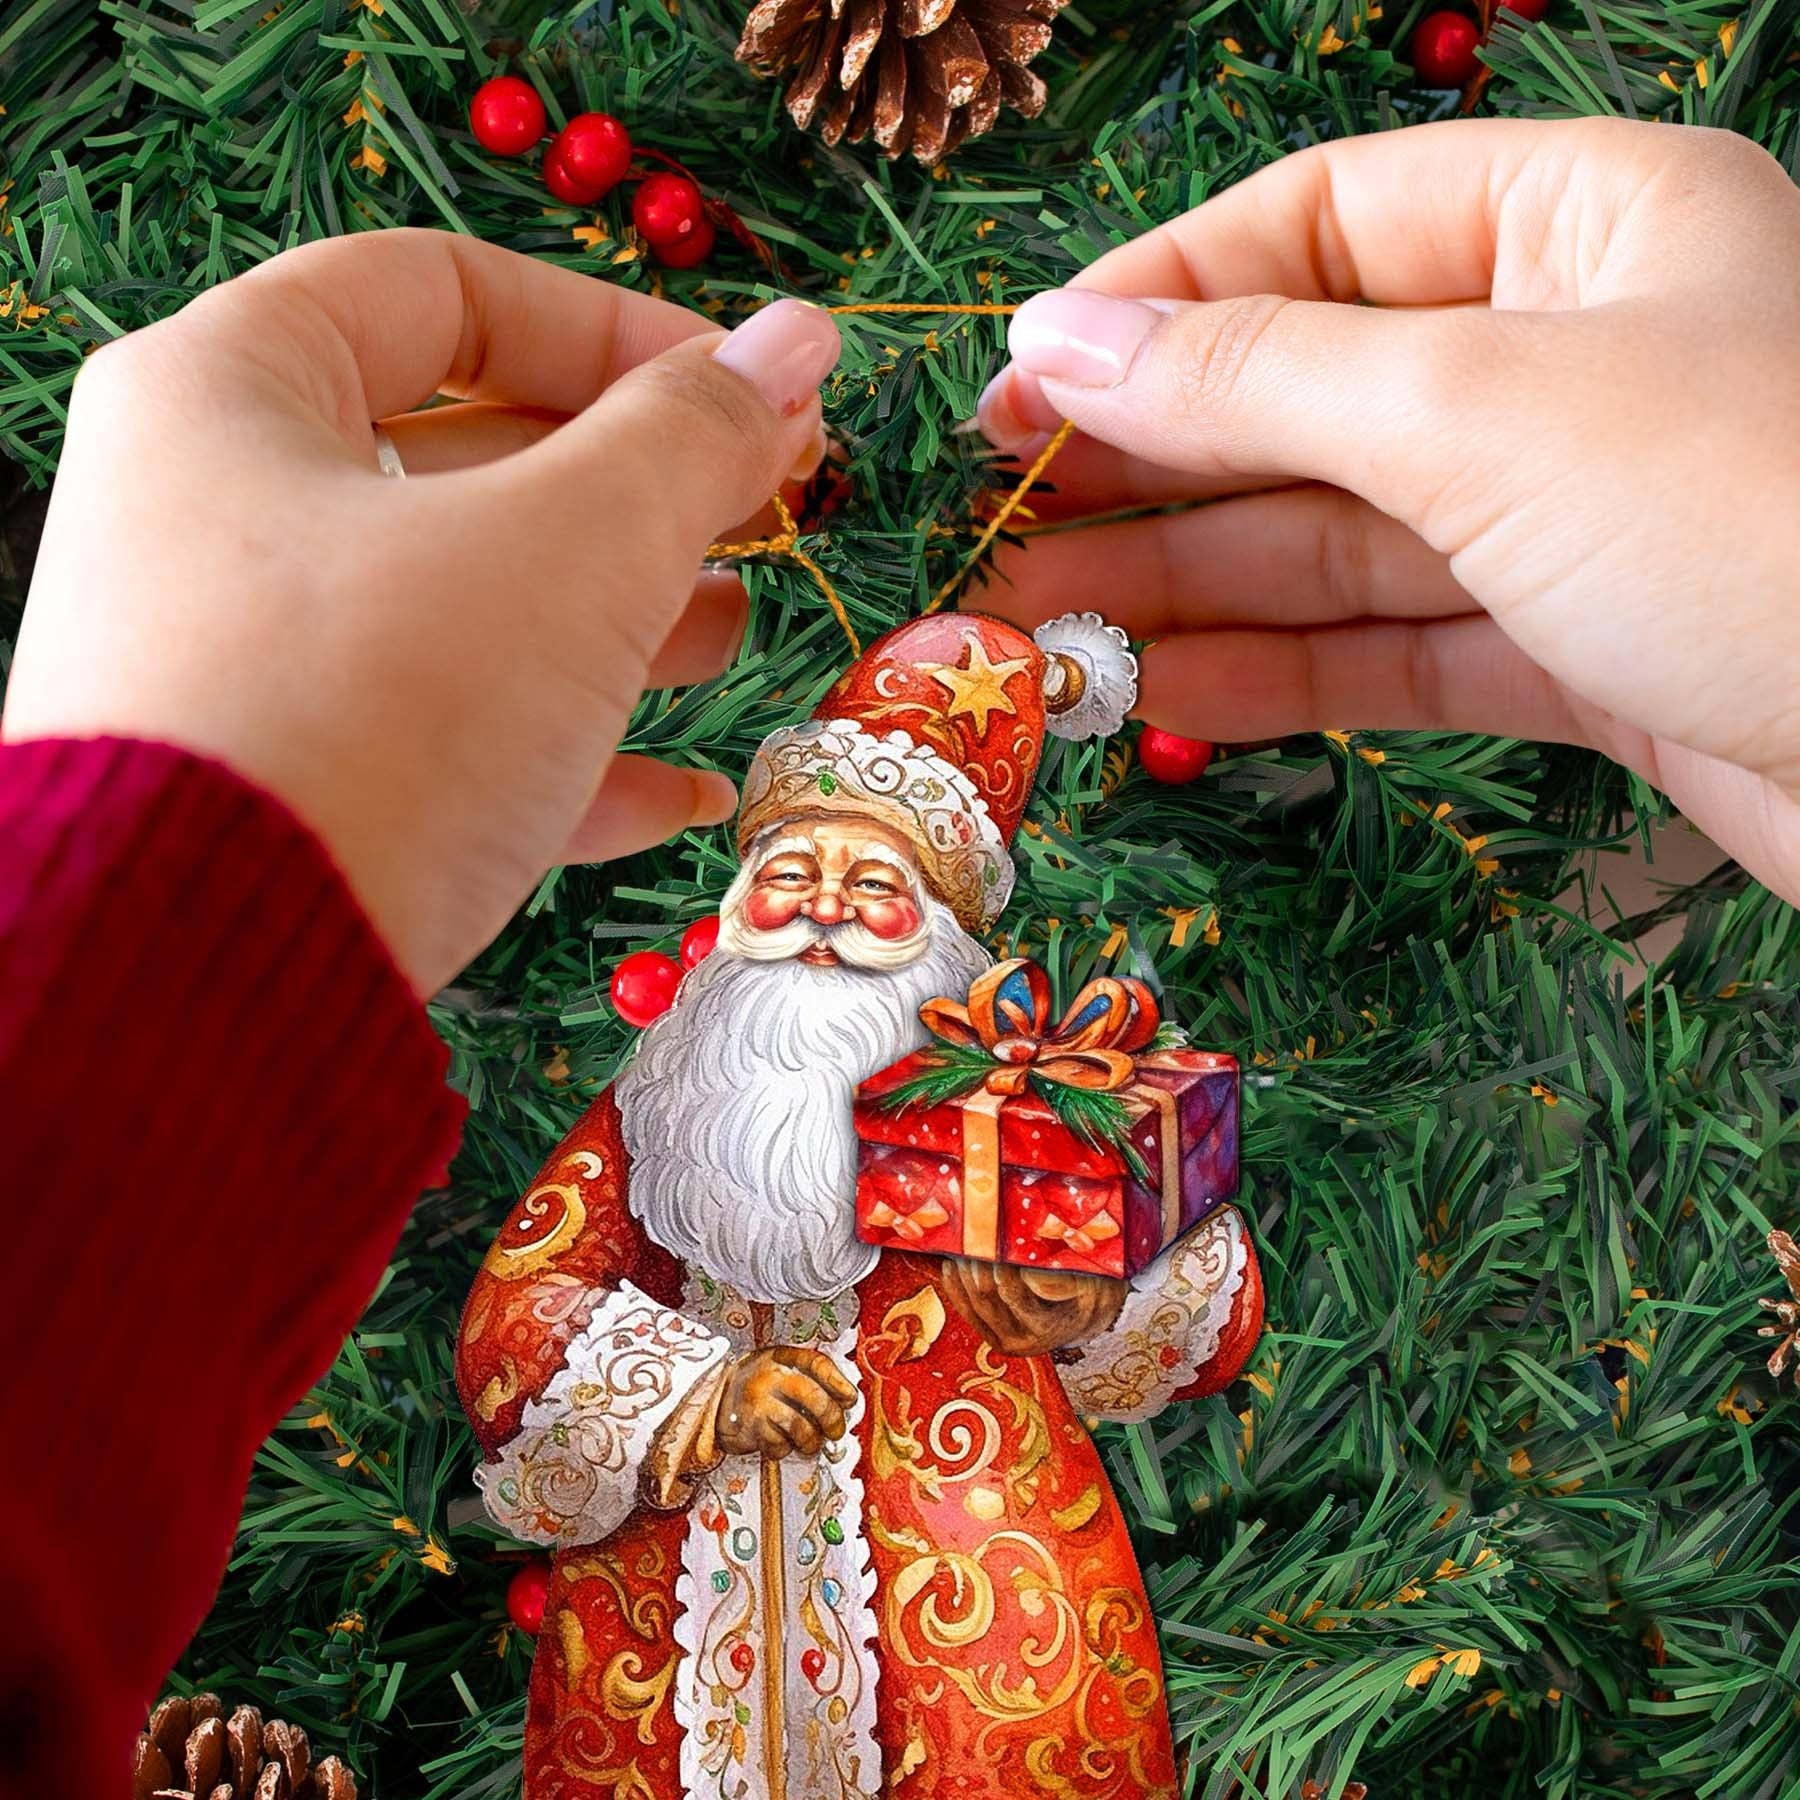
[1069,117,1641,309]
[772,1346,857,1403]
[181,228,717,435]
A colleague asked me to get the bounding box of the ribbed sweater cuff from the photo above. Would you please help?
[0,736,467,1770]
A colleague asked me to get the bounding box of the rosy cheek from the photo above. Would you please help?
[744,887,808,931]
[858,896,921,941]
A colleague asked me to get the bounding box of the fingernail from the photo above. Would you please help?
[714,298,841,418]
[1007,290,1163,388]
[973,366,1056,453]
[691,570,751,664]
[786,423,829,485]
[689,768,738,824]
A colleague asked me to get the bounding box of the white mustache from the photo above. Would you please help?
[716,907,932,972]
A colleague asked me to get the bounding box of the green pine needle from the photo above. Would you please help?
[872,1041,1003,1111]
[1036,1078,1153,1186]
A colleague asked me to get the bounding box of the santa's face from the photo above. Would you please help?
[716,813,937,974]
[740,818,922,962]
[614,809,992,1304]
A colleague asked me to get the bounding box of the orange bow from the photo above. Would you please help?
[862,1197,950,1242]
[1035,1209,1122,1256]
[917,958,1160,1098]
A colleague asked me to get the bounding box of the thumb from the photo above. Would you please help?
[503,296,840,560]
[1002,287,1487,529]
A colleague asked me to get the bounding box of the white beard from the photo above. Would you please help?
[615,896,991,1303]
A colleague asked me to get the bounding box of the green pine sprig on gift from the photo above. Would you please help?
[872,1042,1155,1185]
[1046,1078,1155,1187]
[872,1042,1014,1113]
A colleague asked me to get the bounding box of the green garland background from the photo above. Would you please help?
[5,0,1800,1795]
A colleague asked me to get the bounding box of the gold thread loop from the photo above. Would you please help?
[923,418,1075,615]
[706,490,861,656]
[703,302,1072,652]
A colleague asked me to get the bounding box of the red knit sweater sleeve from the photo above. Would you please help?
[0,737,467,1799]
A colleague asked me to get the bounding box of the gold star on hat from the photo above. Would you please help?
[920,633,1032,736]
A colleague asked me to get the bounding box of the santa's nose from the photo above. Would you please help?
[807,891,846,925]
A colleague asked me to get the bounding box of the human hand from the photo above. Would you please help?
[2,231,839,993]
[976,119,1800,903]
[714,1345,857,1458]
[939,1258,1126,1355]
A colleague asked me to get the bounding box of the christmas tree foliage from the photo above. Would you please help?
[6,0,1800,1796]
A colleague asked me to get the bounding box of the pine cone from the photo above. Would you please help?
[134,1694,357,1800]
[738,0,1070,164]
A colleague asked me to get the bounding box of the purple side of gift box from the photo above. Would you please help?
[1121,1053,1240,1273]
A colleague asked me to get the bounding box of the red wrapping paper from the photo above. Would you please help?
[854,1047,1239,1279]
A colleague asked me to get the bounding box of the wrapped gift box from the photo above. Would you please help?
[854,1046,1239,1280]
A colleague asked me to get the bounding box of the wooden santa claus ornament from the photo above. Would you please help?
[456,610,1264,1800]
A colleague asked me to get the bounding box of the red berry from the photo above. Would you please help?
[797,459,853,528]
[1138,726,1214,784]
[610,950,683,1027]
[634,172,706,250]
[469,75,546,158]
[652,217,716,269]
[1410,10,1483,84]
[543,112,631,205]
[541,143,587,206]
[800,1646,827,1686]
[506,1559,552,1635]
[680,914,721,968]
[729,1640,756,1675]
[1497,0,1550,19]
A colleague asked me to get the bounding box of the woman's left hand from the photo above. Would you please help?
[3,231,839,992]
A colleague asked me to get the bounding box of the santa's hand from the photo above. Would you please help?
[714,1346,858,1459]
[939,1259,1126,1356]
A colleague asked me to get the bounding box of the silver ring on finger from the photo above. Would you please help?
[372,423,406,478]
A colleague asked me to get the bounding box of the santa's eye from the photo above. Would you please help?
[763,867,814,886]
[855,876,901,897]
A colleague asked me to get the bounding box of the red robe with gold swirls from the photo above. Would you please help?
[456,1091,1262,1800]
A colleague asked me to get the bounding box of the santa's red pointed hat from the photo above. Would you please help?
[737,610,1137,930]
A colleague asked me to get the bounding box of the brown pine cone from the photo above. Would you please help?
[738,0,1070,164]
[135,1694,357,1800]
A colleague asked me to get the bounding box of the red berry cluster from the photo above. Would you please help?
[1410,0,1549,86]
[608,917,719,1029]
[468,76,715,267]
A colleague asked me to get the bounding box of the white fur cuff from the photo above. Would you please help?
[476,1281,732,1547]
[1056,1210,1249,1424]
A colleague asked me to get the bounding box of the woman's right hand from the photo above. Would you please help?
[976,119,1800,903]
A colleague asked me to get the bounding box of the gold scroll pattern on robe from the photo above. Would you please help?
[857,1269,1179,1800]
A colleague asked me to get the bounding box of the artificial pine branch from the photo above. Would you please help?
[5,1,1800,1797]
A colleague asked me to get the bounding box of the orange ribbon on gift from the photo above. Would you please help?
[862,1197,950,1242]
[904,959,1176,1263]
[917,958,1161,1097]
